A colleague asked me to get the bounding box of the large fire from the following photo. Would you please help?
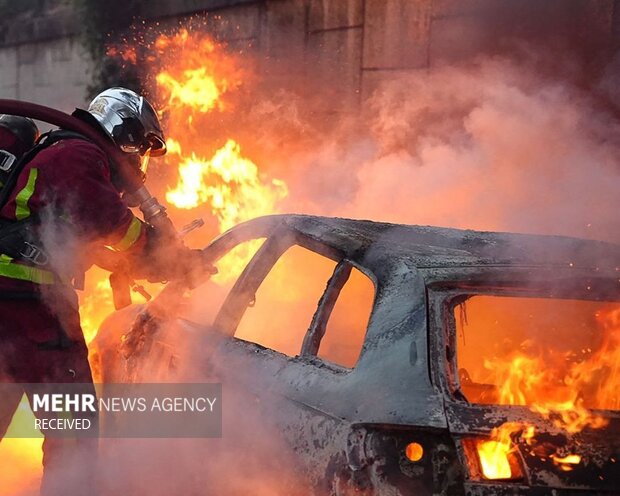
[464,302,619,479]
[2,23,617,495]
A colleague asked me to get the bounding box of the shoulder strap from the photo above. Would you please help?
[42,129,89,145]
[0,130,91,210]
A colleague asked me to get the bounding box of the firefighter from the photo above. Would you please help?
[0,88,202,495]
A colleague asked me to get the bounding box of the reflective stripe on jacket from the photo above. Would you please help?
[0,254,54,284]
[106,215,143,252]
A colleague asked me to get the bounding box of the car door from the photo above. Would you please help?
[209,226,377,486]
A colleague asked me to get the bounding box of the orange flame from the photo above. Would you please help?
[551,453,582,471]
[477,422,522,479]
[153,28,245,115]
[157,68,224,113]
[486,351,609,433]
[80,274,114,345]
[165,138,288,230]
[154,29,287,280]
[0,396,43,492]
[568,307,620,411]
[474,305,619,478]
[106,46,137,65]
[485,306,619,431]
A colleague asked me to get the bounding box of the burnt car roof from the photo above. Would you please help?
[220,214,620,271]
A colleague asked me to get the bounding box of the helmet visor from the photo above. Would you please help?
[119,134,166,157]
[146,133,166,157]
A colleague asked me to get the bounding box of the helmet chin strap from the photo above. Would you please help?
[140,149,151,174]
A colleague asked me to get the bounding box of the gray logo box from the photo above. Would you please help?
[0,383,222,438]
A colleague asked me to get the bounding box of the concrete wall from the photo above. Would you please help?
[0,36,93,112]
[0,0,618,114]
[0,3,92,112]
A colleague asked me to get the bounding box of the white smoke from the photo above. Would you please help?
[271,55,620,243]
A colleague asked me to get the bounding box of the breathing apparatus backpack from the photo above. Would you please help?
[0,130,89,274]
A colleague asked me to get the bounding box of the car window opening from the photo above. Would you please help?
[317,264,374,367]
[234,244,337,356]
[233,244,375,367]
[454,295,619,412]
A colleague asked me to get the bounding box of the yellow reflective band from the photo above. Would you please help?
[0,254,55,284]
[107,216,142,252]
[15,168,38,220]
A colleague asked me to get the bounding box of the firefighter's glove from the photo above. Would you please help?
[168,248,218,287]
[133,225,216,284]
[141,246,216,285]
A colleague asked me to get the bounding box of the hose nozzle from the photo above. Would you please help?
[133,186,167,223]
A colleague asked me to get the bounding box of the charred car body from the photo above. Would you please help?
[94,215,620,495]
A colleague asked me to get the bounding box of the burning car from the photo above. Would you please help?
[92,214,620,495]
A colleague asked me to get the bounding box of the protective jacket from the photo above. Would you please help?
[0,137,146,293]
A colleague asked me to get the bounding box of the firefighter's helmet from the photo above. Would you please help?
[87,88,166,158]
